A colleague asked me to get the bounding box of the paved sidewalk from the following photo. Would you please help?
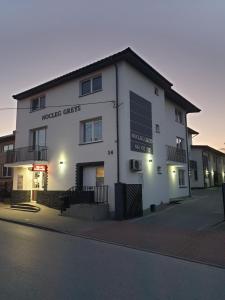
[0,203,114,235]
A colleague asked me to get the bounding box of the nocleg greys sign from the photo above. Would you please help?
[130,91,153,154]
[42,105,80,121]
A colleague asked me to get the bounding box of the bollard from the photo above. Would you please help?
[222,183,225,220]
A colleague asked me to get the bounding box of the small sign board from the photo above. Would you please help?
[32,164,47,172]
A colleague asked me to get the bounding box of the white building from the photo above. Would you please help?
[190,144,225,189]
[6,48,200,217]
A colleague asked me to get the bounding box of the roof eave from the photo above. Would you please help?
[13,47,172,101]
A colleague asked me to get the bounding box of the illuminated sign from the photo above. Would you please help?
[32,164,47,172]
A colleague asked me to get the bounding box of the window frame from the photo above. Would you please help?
[3,144,14,152]
[80,74,102,97]
[178,169,186,187]
[175,108,184,124]
[29,126,47,149]
[30,95,46,113]
[176,137,184,150]
[2,166,12,177]
[80,117,103,144]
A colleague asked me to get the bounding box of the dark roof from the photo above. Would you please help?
[0,132,15,143]
[165,89,200,113]
[13,48,172,100]
[13,47,200,113]
[191,145,225,157]
[187,127,199,135]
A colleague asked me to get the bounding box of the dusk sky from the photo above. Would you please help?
[1,0,225,150]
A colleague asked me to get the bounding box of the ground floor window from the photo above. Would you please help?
[17,175,23,190]
[96,166,104,186]
[178,169,185,187]
[2,166,12,177]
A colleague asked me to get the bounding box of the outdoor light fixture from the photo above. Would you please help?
[149,159,153,162]
[173,170,176,173]
[59,161,64,165]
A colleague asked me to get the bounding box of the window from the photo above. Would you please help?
[80,75,102,96]
[80,118,102,144]
[2,166,12,177]
[178,169,185,186]
[154,87,159,96]
[96,166,104,186]
[190,160,198,181]
[175,108,183,124]
[92,76,102,92]
[3,144,14,152]
[30,95,46,112]
[155,124,160,133]
[81,80,91,96]
[17,175,23,190]
[30,127,47,149]
[176,137,184,149]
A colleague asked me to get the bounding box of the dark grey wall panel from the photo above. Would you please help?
[130,91,153,154]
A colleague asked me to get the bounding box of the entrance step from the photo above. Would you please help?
[10,203,41,213]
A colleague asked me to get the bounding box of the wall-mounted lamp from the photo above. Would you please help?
[173,170,176,173]
[149,159,153,162]
[59,161,64,165]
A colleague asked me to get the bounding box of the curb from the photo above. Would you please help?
[0,217,66,234]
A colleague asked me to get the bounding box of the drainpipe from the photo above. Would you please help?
[185,113,191,197]
[115,64,120,183]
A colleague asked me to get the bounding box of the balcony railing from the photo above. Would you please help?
[166,145,186,163]
[5,146,48,164]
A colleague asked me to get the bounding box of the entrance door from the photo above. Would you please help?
[83,166,104,187]
[31,171,44,201]
[82,165,105,203]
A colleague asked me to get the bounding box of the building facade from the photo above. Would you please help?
[0,132,15,194]
[6,48,200,214]
[190,145,225,188]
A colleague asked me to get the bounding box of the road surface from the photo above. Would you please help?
[0,221,224,299]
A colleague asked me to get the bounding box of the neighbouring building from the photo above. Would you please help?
[190,145,225,188]
[5,48,200,216]
[0,132,15,194]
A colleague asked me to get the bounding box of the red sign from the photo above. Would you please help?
[32,164,47,172]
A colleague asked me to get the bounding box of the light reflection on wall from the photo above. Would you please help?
[58,152,67,175]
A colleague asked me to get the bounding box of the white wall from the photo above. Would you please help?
[190,149,204,188]
[164,100,189,198]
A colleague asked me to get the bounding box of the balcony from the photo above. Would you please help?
[166,145,186,163]
[5,146,48,164]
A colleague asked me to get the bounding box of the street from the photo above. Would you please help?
[0,221,225,300]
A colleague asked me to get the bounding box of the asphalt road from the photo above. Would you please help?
[135,188,224,230]
[0,221,225,300]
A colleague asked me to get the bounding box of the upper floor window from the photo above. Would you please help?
[3,144,14,152]
[30,127,47,149]
[155,124,160,133]
[175,108,183,124]
[80,117,102,144]
[80,75,102,96]
[176,137,184,149]
[30,95,46,112]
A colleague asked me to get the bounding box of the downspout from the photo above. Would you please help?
[185,113,191,197]
[115,64,120,183]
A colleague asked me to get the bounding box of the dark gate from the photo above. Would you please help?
[115,183,143,220]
